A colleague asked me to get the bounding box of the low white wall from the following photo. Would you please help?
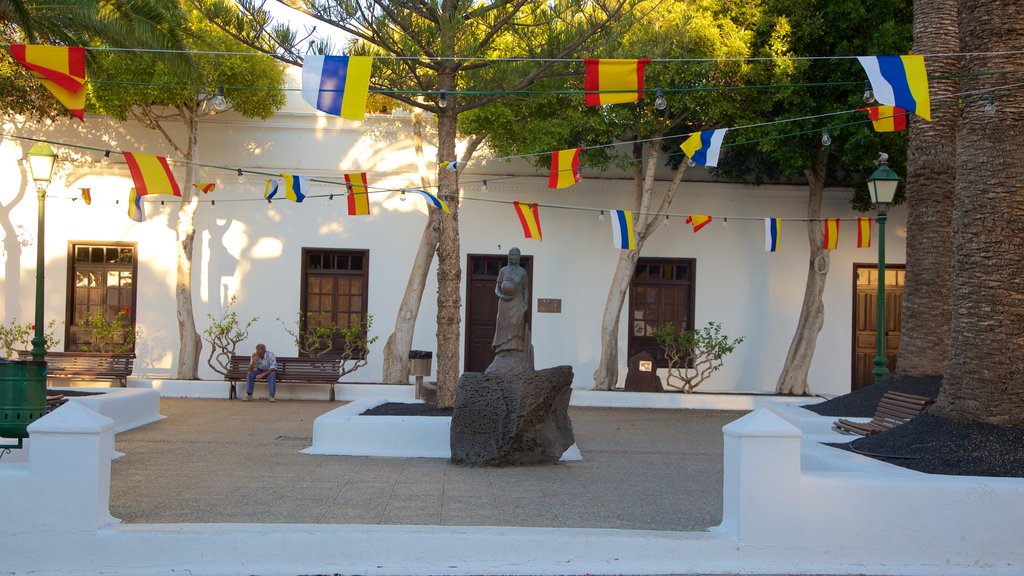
[6,402,1023,575]
[719,409,1024,568]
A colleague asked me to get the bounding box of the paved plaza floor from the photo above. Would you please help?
[110,398,744,532]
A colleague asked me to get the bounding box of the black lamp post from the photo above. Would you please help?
[866,153,900,382]
[25,143,57,363]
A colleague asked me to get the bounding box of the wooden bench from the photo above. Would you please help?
[225,355,342,401]
[16,351,135,387]
[833,391,935,436]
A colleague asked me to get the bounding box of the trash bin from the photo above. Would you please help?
[409,350,432,377]
[0,359,47,440]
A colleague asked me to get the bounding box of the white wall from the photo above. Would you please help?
[0,70,905,396]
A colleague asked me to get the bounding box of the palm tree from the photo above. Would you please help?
[931,0,1024,426]
[1,0,185,51]
[894,0,958,378]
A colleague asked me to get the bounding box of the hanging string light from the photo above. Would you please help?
[236,169,245,183]
[212,86,228,111]
[438,89,448,108]
[598,210,605,221]
[863,80,875,104]
[101,150,111,165]
[400,189,407,201]
[654,88,667,111]
[821,128,832,146]
[985,96,996,116]
[481,180,488,194]
[328,193,334,205]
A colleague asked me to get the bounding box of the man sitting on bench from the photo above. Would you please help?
[244,343,278,402]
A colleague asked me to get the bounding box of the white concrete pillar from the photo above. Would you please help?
[27,402,118,531]
[719,408,801,544]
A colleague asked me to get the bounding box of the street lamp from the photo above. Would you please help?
[866,152,900,382]
[25,142,57,362]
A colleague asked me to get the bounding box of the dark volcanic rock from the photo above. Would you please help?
[450,365,575,466]
[623,351,663,392]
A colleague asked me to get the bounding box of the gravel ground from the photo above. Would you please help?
[805,375,1024,478]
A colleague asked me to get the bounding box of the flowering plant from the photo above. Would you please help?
[0,318,62,357]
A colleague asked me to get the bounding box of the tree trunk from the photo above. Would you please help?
[895,0,959,377]
[592,142,685,390]
[775,146,829,395]
[381,109,440,384]
[434,105,461,407]
[175,110,201,379]
[932,0,1024,426]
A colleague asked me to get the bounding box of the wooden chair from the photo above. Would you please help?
[833,391,935,436]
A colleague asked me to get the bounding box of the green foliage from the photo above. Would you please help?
[79,309,135,353]
[202,296,258,377]
[0,318,62,357]
[713,0,913,207]
[277,312,378,379]
[653,321,744,393]
[89,3,285,122]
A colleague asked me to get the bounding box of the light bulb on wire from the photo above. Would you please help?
[328,194,334,205]
[212,86,228,111]
[598,210,605,222]
[821,128,832,147]
[101,150,111,165]
[686,157,696,167]
[236,169,245,184]
[985,96,996,116]
[400,189,407,201]
[481,180,488,194]
[654,88,667,111]
[664,214,670,226]
[438,89,448,108]
[863,80,875,104]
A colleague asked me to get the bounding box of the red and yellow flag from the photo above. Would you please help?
[193,183,216,194]
[80,188,91,205]
[9,44,87,121]
[123,152,181,197]
[685,215,712,232]
[584,58,649,106]
[345,172,369,215]
[822,218,839,250]
[548,148,582,189]
[858,106,908,132]
[513,202,542,241]
[857,217,872,248]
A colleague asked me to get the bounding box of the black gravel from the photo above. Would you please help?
[360,402,453,417]
[806,375,1024,478]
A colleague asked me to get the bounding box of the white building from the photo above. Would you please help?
[0,71,906,397]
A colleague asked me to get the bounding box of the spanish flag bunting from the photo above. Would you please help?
[685,215,712,232]
[193,183,216,194]
[548,148,582,189]
[823,218,839,250]
[301,55,373,121]
[858,106,908,132]
[80,188,91,205]
[857,217,872,248]
[345,172,370,215]
[416,189,449,213]
[584,58,650,106]
[610,210,636,250]
[857,55,930,121]
[128,188,146,222]
[764,218,780,253]
[513,202,542,241]
[122,152,181,197]
[9,44,87,121]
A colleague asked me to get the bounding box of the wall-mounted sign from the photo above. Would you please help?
[537,298,562,313]
[639,360,653,372]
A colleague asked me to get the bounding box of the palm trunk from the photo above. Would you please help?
[895,0,958,377]
[381,109,440,383]
[175,109,201,379]
[775,146,829,395]
[933,0,1024,426]
[434,104,461,407]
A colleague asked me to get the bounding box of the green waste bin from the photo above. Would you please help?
[0,359,47,440]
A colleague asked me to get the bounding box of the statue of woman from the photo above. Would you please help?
[489,247,531,371]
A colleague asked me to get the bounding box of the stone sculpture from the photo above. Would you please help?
[450,365,575,466]
[486,247,533,374]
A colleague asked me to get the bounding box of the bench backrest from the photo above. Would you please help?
[875,390,934,421]
[227,355,341,381]
[15,351,135,374]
